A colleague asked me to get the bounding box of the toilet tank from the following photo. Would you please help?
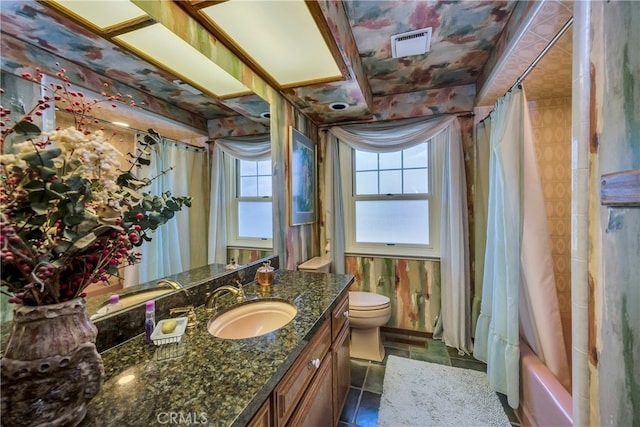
[298,257,331,273]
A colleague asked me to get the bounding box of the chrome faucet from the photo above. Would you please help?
[205,281,245,313]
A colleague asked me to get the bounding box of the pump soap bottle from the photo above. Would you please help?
[145,300,156,345]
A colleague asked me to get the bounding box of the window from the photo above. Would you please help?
[343,142,440,258]
[227,158,272,248]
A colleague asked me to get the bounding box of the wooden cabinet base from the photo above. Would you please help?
[250,289,351,427]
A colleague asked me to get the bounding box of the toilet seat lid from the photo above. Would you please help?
[349,291,390,310]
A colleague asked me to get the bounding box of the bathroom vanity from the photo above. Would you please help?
[80,268,353,427]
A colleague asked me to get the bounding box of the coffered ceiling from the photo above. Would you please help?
[0,1,573,132]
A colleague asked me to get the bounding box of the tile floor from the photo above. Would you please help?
[338,331,521,427]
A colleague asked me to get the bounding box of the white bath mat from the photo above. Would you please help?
[378,355,511,427]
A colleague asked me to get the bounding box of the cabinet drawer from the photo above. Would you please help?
[331,291,349,340]
[274,319,330,427]
[285,352,333,427]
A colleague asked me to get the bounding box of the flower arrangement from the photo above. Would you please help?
[0,66,191,306]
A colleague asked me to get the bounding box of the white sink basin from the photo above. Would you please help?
[207,300,297,339]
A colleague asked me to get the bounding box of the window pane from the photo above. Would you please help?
[403,169,428,193]
[257,160,271,175]
[257,176,272,197]
[356,171,378,195]
[238,201,272,239]
[379,170,402,194]
[355,151,377,171]
[355,200,429,245]
[240,177,257,197]
[379,151,401,170]
[403,144,429,168]
[239,160,257,176]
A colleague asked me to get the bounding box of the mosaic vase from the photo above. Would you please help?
[0,298,104,427]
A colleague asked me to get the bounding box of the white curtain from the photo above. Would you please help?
[474,86,569,408]
[323,132,345,274]
[325,115,472,354]
[474,89,523,408]
[472,119,491,335]
[134,138,207,283]
[207,135,271,264]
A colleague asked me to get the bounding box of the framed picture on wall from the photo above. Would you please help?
[290,127,317,225]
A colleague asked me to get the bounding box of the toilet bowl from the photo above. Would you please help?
[348,291,391,362]
[298,257,331,273]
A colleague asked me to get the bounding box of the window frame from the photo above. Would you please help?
[342,142,441,259]
[225,156,273,249]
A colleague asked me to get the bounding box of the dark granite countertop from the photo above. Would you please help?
[80,270,353,427]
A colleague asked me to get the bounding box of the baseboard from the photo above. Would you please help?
[381,326,433,339]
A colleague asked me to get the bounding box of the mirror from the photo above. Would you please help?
[49,91,272,319]
[0,0,274,323]
[85,256,277,319]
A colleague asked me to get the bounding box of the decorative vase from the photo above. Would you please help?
[1,298,104,427]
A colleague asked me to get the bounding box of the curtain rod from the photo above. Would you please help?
[318,111,474,130]
[513,17,573,89]
[478,17,574,126]
[55,108,206,151]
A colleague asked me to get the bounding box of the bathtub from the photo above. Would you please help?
[518,340,573,427]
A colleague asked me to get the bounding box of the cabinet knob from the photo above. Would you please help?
[343,310,349,318]
[308,358,320,369]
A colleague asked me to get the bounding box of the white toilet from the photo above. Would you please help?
[348,291,391,362]
[297,257,332,273]
[298,257,391,362]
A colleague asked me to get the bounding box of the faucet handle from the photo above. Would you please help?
[235,281,245,301]
[170,306,197,329]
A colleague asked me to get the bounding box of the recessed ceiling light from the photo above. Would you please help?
[329,102,349,111]
[259,111,271,119]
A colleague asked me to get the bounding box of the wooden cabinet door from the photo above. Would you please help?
[332,324,351,425]
[286,352,333,427]
[274,319,330,427]
[248,397,271,427]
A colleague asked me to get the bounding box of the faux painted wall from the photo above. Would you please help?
[589,3,640,425]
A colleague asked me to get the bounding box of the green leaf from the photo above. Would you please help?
[53,241,71,254]
[13,121,42,137]
[63,214,84,226]
[23,180,45,190]
[72,232,97,250]
[49,181,71,194]
[31,202,48,215]
[66,175,86,191]
[64,229,79,241]
[121,186,143,200]
[162,209,175,219]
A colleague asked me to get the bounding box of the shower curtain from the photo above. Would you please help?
[472,119,491,336]
[473,87,570,408]
[134,138,208,283]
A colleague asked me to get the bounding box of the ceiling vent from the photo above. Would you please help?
[391,27,432,58]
